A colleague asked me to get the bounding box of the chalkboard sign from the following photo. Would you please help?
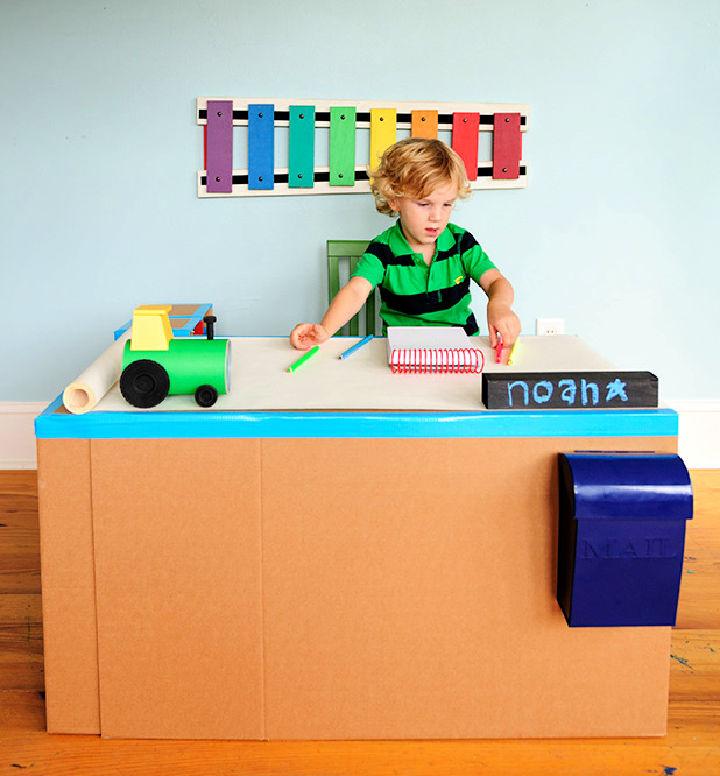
[481,371,658,410]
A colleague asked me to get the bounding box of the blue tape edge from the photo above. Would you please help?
[35,397,678,440]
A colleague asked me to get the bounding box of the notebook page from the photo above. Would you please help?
[387,326,469,358]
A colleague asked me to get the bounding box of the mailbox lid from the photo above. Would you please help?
[560,452,693,521]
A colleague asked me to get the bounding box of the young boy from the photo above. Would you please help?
[290,138,521,355]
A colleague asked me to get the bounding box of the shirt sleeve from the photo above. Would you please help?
[349,247,385,288]
[460,231,497,284]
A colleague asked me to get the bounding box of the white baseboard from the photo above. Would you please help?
[663,399,720,469]
[0,402,48,469]
[1,399,719,470]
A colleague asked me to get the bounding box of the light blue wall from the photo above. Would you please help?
[2,0,718,401]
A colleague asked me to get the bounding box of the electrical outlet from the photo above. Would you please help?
[536,318,565,336]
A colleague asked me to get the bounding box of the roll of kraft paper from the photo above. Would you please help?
[62,332,131,414]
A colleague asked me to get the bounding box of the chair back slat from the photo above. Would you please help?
[327,255,341,300]
[326,240,379,337]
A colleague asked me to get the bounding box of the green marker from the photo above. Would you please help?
[287,345,320,373]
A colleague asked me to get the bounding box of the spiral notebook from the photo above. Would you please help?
[387,326,485,374]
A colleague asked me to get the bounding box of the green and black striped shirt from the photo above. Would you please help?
[350,220,496,335]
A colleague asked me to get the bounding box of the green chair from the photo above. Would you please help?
[326,240,381,337]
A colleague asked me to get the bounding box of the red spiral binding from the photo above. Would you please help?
[389,347,485,374]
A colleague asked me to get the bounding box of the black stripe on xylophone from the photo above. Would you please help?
[198,109,526,126]
[201,171,368,185]
[200,166,526,186]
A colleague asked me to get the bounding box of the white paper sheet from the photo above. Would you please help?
[387,326,470,352]
[87,335,616,413]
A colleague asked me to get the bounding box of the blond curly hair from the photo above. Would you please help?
[369,137,471,216]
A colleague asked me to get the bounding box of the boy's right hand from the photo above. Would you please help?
[290,323,330,350]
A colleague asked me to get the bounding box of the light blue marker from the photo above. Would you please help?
[339,335,374,360]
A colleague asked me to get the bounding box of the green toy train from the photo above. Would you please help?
[119,305,231,409]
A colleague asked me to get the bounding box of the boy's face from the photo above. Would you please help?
[389,180,458,251]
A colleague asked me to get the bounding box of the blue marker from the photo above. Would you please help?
[339,335,374,360]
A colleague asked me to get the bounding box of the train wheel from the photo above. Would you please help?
[119,360,170,408]
[195,385,218,408]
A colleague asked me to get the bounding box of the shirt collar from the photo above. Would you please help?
[389,219,455,256]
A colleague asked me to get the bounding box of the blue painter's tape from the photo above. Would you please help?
[248,104,275,190]
[40,394,65,417]
[35,402,678,440]
[172,303,213,336]
[114,321,131,340]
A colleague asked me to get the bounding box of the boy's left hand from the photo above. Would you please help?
[487,301,521,350]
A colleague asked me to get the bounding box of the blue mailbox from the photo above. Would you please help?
[557,452,693,627]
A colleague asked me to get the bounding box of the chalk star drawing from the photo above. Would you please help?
[606,378,628,402]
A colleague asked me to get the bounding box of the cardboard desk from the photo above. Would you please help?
[35,337,679,740]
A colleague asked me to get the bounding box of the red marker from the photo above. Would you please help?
[494,338,503,365]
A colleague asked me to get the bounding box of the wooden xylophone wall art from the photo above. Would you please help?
[197,97,530,198]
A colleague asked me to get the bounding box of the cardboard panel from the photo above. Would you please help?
[38,432,680,740]
[262,436,676,739]
[36,439,100,733]
[90,439,264,739]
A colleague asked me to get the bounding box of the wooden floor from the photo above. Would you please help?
[0,470,718,776]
